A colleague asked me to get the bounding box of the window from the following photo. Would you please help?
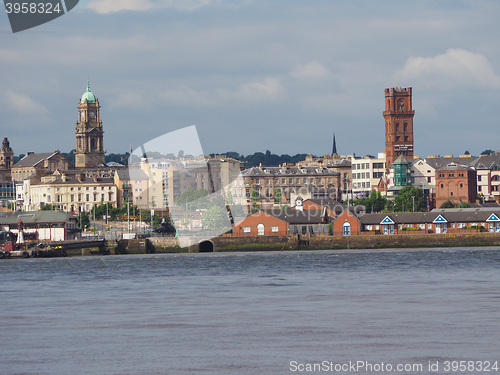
[427,177,431,183]
[257,223,265,236]
[460,183,463,188]
[243,227,251,233]
[271,226,279,233]
[404,122,408,132]
[440,184,444,188]
[343,222,351,236]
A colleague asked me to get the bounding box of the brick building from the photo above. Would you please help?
[237,165,341,208]
[384,86,415,166]
[435,163,477,208]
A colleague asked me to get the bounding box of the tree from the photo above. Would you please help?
[353,190,387,213]
[202,205,231,233]
[275,187,283,204]
[440,200,456,208]
[464,150,470,155]
[77,211,90,230]
[175,188,209,209]
[440,200,471,209]
[481,149,494,155]
[394,186,425,212]
[250,189,260,213]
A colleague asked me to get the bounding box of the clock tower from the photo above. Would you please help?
[383,86,415,166]
[75,82,105,168]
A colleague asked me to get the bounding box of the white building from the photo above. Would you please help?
[19,171,117,212]
[350,153,386,198]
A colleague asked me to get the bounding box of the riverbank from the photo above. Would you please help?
[127,232,500,254]
[41,232,500,257]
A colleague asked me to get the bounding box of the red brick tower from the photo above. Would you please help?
[384,86,415,166]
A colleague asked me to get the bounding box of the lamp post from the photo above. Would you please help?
[127,199,130,234]
[412,195,415,212]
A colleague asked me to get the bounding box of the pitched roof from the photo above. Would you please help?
[431,208,500,223]
[359,212,433,225]
[424,156,479,170]
[13,152,61,168]
[114,168,149,180]
[0,211,76,225]
[38,176,115,186]
[305,198,346,215]
[468,153,500,170]
[391,155,410,166]
[356,208,500,225]
[242,166,340,177]
[261,208,329,224]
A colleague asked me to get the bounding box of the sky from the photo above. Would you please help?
[1,0,500,159]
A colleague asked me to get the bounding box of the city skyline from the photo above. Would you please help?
[1,1,500,158]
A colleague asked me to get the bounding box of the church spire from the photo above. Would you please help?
[332,132,337,156]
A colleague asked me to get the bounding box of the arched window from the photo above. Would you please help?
[404,122,408,132]
[343,222,351,236]
[257,223,265,236]
[90,139,96,150]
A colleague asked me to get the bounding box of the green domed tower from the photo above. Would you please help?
[75,82,105,168]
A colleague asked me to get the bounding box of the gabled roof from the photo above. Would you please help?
[468,153,500,170]
[431,208,500,223]
[486,213,500,222]
[433,215,447,223]
[359,212,436,225]
[13,152,63,168]
[305,198,346,215]
[261,208,329,225]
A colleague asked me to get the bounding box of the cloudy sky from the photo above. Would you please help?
[1,0,500,159]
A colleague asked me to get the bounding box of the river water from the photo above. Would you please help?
[1,247,499,375]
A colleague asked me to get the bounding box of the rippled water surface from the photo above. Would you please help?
[1,247,499,374]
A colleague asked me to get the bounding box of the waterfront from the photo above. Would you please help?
[1,247,499,375]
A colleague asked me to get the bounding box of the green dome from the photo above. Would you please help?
[81,81,96,103]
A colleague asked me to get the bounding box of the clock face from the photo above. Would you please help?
[89,111,95,118]
[296,199,303,206]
